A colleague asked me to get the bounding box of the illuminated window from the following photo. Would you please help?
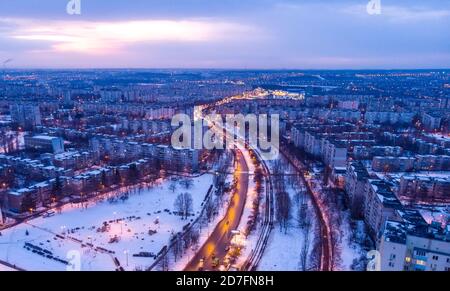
[416,260,426,266]
[416,250,426,256]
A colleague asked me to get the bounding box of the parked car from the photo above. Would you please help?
[43,210,55,218]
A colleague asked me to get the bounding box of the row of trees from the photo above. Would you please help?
[296,190,313,271]
[155,226,202,271]
[272,158,321,271]
[272,161,291,234]
[169,178,194,193]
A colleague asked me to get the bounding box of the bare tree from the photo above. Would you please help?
[180,179,194,190]
[183,229,192,251]
[204,198,215,222]
[299,206,312,271]
[157,251,170,271]
[174,192,193,220]
[308,225,322,271]
[171,233,183,261]
[275,191,291,233]
[169,181,177,193]
[190,228,200,249]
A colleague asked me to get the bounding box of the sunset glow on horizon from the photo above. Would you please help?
[8,18,252,54]
[0,0,449,68]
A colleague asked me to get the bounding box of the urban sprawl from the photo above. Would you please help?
[0,70,449,271]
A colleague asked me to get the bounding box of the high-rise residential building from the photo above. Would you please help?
[345,162,370,219]
[379,217,450,271]
[364,179,402,239]
[10,104,42,128]
[24,135,65,154]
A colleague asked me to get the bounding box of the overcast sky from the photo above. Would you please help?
[0,0,449,69]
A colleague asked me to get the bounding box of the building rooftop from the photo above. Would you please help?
[368,179,402,208]
[349,161,370,180]
[30,135,60,141]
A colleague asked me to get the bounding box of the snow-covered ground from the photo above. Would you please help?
[257,158,317,271]
[0,174,213,271]
[257,153,368,271]
[0,263,16,271]
[338,212,366,271]
[257,186,316,271]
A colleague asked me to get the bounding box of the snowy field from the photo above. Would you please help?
[0,174,213,271]
[0,264,15,271]
[256,154,367,271]
[258,187,316,271]
[257,158,317,271]
[257,186,316,271]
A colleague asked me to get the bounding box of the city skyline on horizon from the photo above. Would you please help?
[3,67,450,71]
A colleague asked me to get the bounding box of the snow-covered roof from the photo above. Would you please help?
[31,135,59,141]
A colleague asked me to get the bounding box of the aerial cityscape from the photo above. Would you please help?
[0,0,449,273]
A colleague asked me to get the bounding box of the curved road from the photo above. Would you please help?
[185,150,249,271]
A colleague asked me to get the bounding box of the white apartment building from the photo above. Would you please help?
[380,218,450,271]
[364,179,402,238]
[322,139,347,168]
[291,126,348,168]
[10,104,42,128]
[365,111,415,125]
[398,175,450,201]
[422,112,442,131]
[353,145,403,160]
[337,100,360,110]
[0,154,68,179]
[53,151,94,170]
[372,155,450,172]
[345,162,370,218]
[90,135,200,173]
[372,156,416,172]
[24,135,65,154]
